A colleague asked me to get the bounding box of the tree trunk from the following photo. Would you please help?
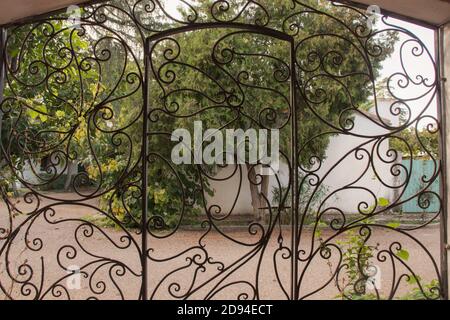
[64,161,76,191]
[246,164,270,222]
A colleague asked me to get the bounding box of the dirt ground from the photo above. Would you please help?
[0,192,443,300]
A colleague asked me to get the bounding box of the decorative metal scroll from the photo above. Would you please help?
[0,0,445,300]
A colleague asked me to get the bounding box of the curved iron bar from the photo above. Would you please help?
[0,0,444,300]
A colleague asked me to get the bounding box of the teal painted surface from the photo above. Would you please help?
[401,160,440,213]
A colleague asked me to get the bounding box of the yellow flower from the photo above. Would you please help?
[108,159,119,172]
[74,119,87,143]
[56,110,66,119]
[153,188,167,205]
[86,166,98,180]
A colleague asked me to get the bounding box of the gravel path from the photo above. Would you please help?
[0,193,443,300]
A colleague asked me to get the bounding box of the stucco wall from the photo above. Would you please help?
[315,110,399,214]
[206,99,400,216]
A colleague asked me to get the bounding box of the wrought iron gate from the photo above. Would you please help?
[0,0,447,300]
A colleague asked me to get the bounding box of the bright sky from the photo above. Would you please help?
[378,17,437,122]
[380,18,436,82]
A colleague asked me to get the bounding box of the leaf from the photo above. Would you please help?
[27,109,39,120]
[396,249,410,261]
[407,275,421,285]
[39,114,48,122]
[26,103,48,122]
[56,110,66,118]
[9,47,20,58]
[378,197,389,207]
[386,222,400,229]
[36,104,47,113]
[89,83,99,96]
[315,229,322,238]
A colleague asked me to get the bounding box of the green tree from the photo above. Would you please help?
[1,0,398,228]
[390,128,439,159]
[147,0,398,218]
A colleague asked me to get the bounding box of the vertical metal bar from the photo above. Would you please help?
[141,38,149,301]
[437,25,449,300]
[289,39,299,301]
[0,28,6,103]
[0,28,6,142]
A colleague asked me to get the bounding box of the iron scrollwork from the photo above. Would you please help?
[0,0,445,300]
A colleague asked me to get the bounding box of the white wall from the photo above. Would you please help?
[20,159,71,186]
[205,163,290,215]
[205,99,401,216]
[316,112,399,214]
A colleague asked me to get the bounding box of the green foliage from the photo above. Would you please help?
[329,195,439,300]
[37,173,85,191]
[396,249,410,261]
[169,0,399,169]
[400,279,440,300]
[378,197,390,207]
[390,128,439,160]
[1,0,398,229]
[386,221,401,229]
[335,223,380,299]
[1,19,144,227]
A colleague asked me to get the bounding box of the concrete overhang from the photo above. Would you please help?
[342,0,450,28]
[0,0,90,26]
[0,0,449,28]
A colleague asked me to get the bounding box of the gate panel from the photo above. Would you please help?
[144,27,296,300]
[0,14,146,299]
